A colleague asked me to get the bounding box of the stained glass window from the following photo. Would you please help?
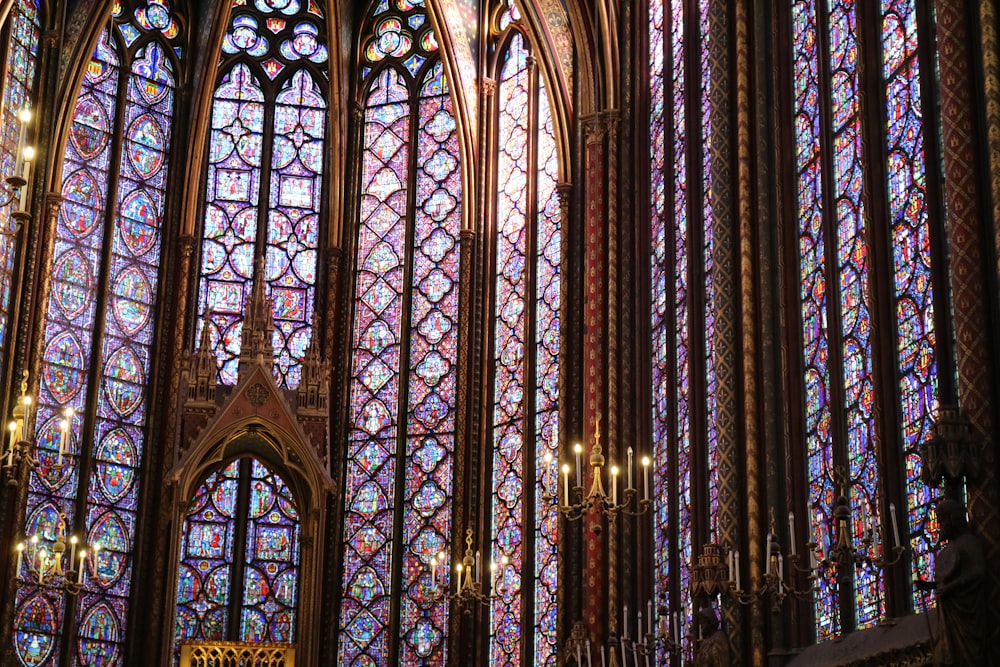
[648,0,716,662]
[339,1,461,665]
[13,3,180,666]
[173,457,301,664]
[0,0,40,395]
[488,9,562,666]
[196,0,328,389]
[791,0,944,637]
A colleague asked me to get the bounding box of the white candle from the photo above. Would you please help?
[765,534,772,575]
[642,457,651,500]
[15,543,24,576]
[728,550,734,582]
[600,646,606,667]
[647,600,654,636]
[576,643,582,667]
[37,549,46,585]
[586,639,592,667]
[20,396,31,442]
[78,551,87,584]
[778,553,784,581]
[455,563,462,594]
[890,502,901,549]
[672,612,679,644]
[575,443,583,487]
[14,108,29,176]
[69,536,77,568]
[430,558,436,587]
[632,640,639,666]
[627,447,634,489]
[735,551,741,591]
[788,511,797,556]
[623,604,629,639]
[475,550,481,584]
[637,611,644,645]
[6,421,15,466]
[611,466,618,505]
[563,464,570,507]
[17,146,32,211]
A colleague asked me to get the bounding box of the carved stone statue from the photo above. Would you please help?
[693,606,731,667]
[919,499,989,667]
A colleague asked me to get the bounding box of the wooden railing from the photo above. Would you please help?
[179,641,295,667]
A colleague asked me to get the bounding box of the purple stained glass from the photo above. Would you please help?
[491,32,529,667]
[880,0,938,611]
[340,66,410,667]
[701,0,720,537]
[827,0,883,629]
[16,4,180,665]
[198,0,328,389]
[648,0,672,661]
[398,62,459,667]
[792,0,840,639]
[533,82,560,667]
[16,29,120,667]
[173,458,301,664]
[0,0,39,387]
[266,70,323,387]
[197,63,264,385]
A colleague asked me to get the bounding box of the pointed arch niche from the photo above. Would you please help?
[164,363,332,667]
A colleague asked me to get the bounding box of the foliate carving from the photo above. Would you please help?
[582,114,607,145]
[480,77,497,97]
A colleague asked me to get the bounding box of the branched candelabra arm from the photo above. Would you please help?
[429,528,513,610]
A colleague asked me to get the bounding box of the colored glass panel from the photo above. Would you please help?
[198,0,328,388]
[880,0,938,610]
[173,458,300,664]
[340,67,410,667]
[341,2,459,664]
[266,70,323,387]
[197,63,263,385]
[648,0,673,661]
[0,0,40,386]
[792,0,840,639]
[15,29,120,667]
[827,0,883,629]
[398,63,459,667]
[490,32,528,667]
[533,82,560,667]
[15,4,180,665]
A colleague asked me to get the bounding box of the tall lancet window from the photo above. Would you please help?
[195,0,329,389]
[487,4,562,666]
[647,0,718,662]
[0,0,40,386]
[338,1,462,665]
[13,2,181,665]
[791,0,947,638]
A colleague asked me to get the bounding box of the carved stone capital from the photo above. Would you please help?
[480,77,497,97]
[582,114,607,145]
[178,235,196,261]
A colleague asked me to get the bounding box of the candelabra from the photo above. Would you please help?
[3,371,94,597]
[432,528,513,612]
[542,415,652,522]
[0,108,35,236]
[2,372,75,486]
[816,494,905,584]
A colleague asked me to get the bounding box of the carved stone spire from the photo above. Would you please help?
[240,256,274,372]
[297,311,328,415]
[186,318,217,406]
